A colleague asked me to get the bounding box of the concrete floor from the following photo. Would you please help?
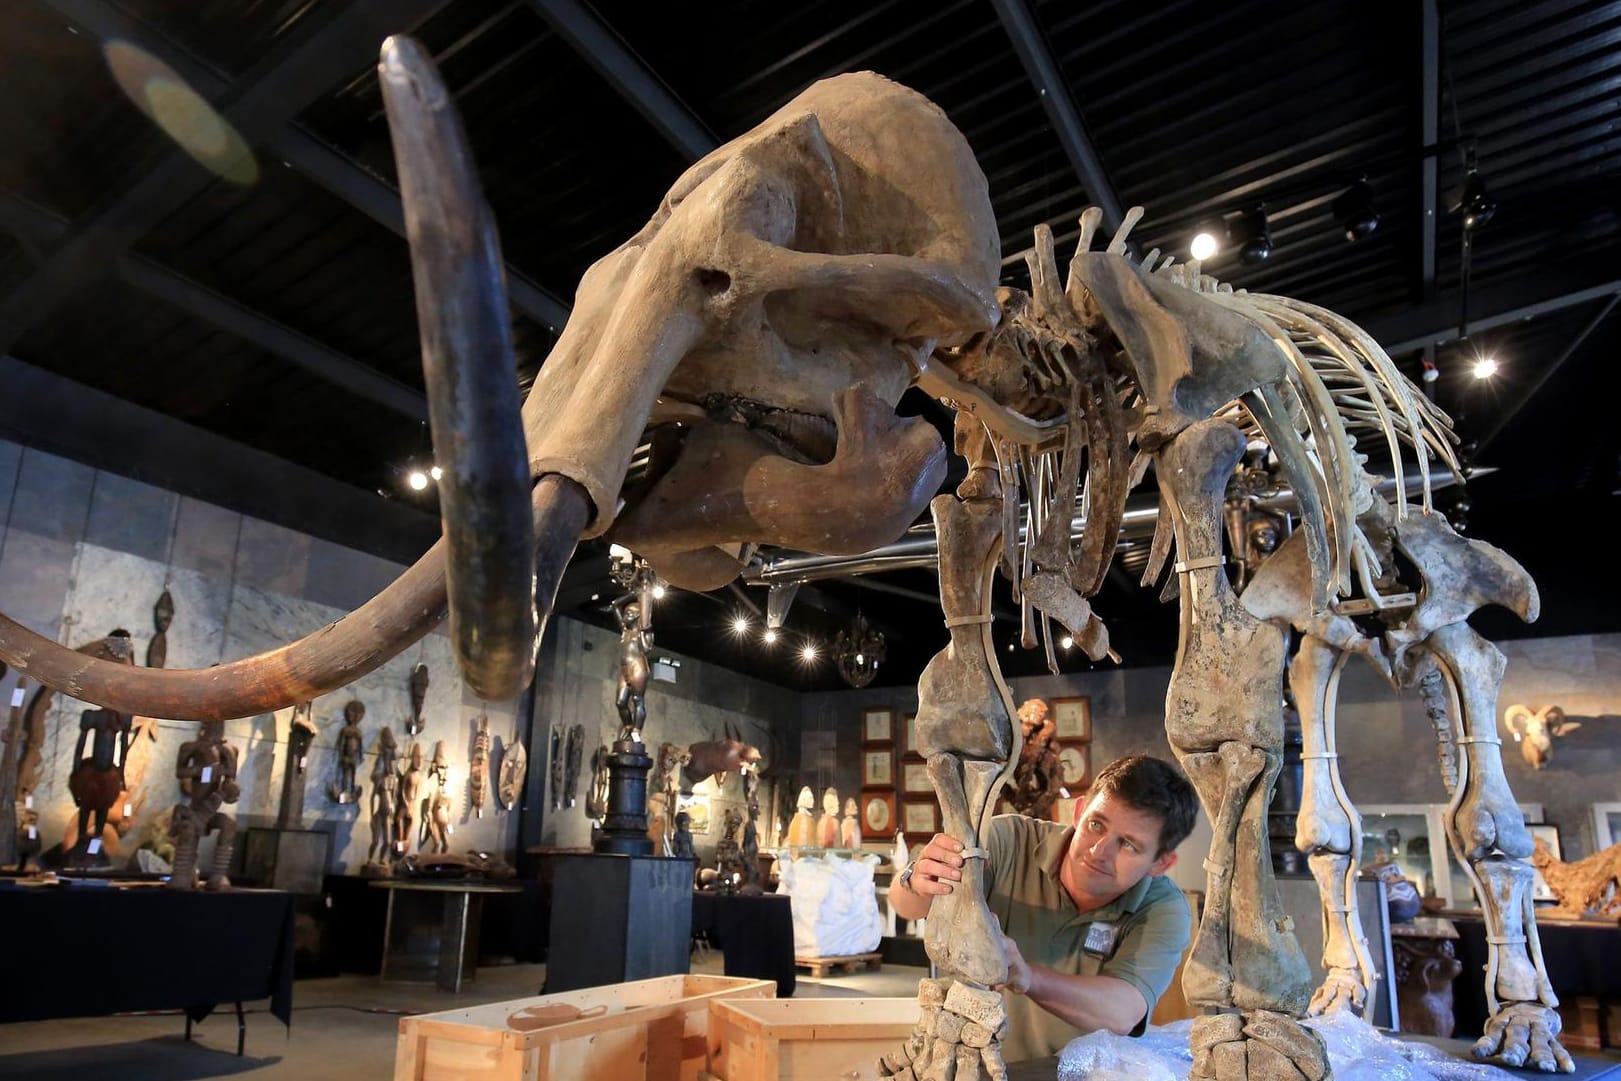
[0,956,928,1080]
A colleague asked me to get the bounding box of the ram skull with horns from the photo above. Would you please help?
[0,36,1568,1081]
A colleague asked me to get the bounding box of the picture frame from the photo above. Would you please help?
[1050,697,1091,741]
[900,710,922,760]
[862,747,895,788]
[1591,802,1621,850]
[903,800,941,837]
[1051,795,1081,825]
[1055,741,1089,791]
[676,793,711,835]
[863,707,895,746]
[861,789,897,835]
[1528,823,1562,902]
[902,760,932,795]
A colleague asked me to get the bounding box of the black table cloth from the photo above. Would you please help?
[690,890,796,997]
[0,884,296,1026]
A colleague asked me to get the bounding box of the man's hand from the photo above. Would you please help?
[996,932,1032,995]
[904,833,965,897]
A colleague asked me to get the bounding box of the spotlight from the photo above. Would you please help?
[650,582,667,600]
[429,465,443,481]
[1333,180,1379,242]
[799,642,819,662]
[1471,356,1499,379]
[1231,206,1272,264]
[407,470,428,491]
[730,614,750,636]
[1446,170,1495,231]
[762,628,779,645]
[1059,634,1074,651]
[1189,221,1223,261]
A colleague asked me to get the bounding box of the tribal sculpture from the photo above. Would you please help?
[0,40,1562,1076]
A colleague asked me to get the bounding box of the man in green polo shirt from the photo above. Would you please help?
[890,754,1198,1063]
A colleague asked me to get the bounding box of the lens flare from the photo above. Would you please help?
[104,41,259,186]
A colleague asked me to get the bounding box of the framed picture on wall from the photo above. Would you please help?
[1591,803,1621,849]
[861,789,896,835]
[1528,823,1562,901]
[902,760,932,795]
[863,707,894,745]
[677,793,711,835]
[1055,742,1089,791]
[862,747,895,787]
[1051,795,1081,825]
[1051,697,1091,741]
[900,710,920,759]
[903,800,941,837]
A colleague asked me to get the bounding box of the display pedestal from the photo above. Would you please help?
[242,827,330,893]
[594,738,654,856]
[545,853,694,992]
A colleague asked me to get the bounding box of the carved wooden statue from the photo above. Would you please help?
[563,723,585,807]
[670,810,696,862]
[611,593,650,740]
[469,713,489,818]
[786,786,816,848]
[421,740,452,853]
[496,720,527,810]
[168,719,239,890]
[739,771,764,895]
[407,662,429,737]
[713,807,746,892]
[395,742,424,854]
[276,701,317,829]
[367,725,399,870]
[841,796,862,849]
[329,699,366,803]
[67,706,132,865]
[816,786,841,849]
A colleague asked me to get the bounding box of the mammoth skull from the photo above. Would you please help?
[0,54,1002,722]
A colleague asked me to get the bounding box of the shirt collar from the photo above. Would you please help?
[1041,824,1158,919]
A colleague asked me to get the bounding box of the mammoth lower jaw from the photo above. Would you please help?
[610,384,947,590]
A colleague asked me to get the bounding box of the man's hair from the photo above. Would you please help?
[1086,754,1199,857]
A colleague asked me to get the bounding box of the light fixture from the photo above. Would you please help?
[1446,170,1495,231]
[1231,206,1272,264]
[730,614,750,636]
[799,642,819,663]
[762,628,779,645]
[1189,221,1224,261]
[833,613,885,688]
[429,465,443,481]
[1059,634,1075,651]
[1333,179,1379,242]
[1471,355,1499,379]
[407,470,428,491]
[650,582,667,600]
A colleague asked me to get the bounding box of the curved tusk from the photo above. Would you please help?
[0,474,592,722]
[381,36,537,701]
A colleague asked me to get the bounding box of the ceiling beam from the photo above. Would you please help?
[1365,266,1621,355]
[1,190,429,421]
[0,0,449,355]
[988,0,1127,237]
[527,0,718,161]
[38,0,572,333]
[1419,0,1440,298]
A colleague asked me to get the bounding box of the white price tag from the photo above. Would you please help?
[298,756,307,770]
[200,766,212,783]
[9,687,23,707]
[122,802,133,817]
[87,838,102,855]
[446,825,454,836]
[26,826,36,840]
[24,794,32,810]
[337,792,347,804]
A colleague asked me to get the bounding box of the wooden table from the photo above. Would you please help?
[371,879,521,992]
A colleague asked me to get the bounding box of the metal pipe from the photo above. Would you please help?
[745,466,1475,585]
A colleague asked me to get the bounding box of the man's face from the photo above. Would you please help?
[1062,792,1177,905]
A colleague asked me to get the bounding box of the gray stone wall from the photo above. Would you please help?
[0,439,519,873]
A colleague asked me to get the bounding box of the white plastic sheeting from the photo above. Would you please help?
[778,852,884,957]
[1057,1013,1521,1081]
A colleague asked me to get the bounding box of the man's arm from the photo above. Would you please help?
[998,934,1147,1035]
[890,832,964,921]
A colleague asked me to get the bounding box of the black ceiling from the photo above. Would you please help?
[1,0,1618,692]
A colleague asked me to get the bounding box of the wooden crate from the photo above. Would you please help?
[395,973,775,1081]
[707,997,918,1081]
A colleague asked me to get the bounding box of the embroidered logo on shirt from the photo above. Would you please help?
[1083,920,1120,957]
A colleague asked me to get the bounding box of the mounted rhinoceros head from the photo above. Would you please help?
[0,50,1002,722]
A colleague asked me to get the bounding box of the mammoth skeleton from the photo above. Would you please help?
[0,38,1569,1080]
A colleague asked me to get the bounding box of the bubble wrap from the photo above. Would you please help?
[1057,1014,1521,1081]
